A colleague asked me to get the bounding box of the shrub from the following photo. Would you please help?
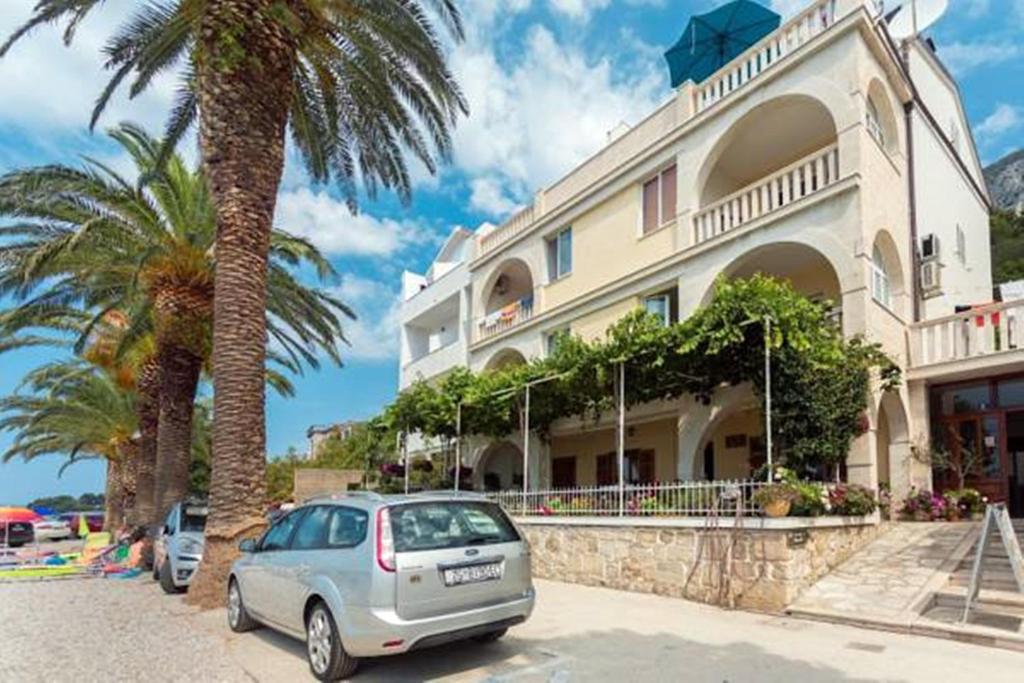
[790,481,828,516]
[829,484,877,516]
[957,488,987,516]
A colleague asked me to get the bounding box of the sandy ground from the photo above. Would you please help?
[2,568,1022,682]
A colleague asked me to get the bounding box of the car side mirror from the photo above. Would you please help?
[238,538,257,554]
[161,525,170,536]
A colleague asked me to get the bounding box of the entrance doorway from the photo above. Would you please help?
[1006,412,1024,517]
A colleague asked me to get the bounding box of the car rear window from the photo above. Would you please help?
[389,501,520,552]
[181,506,208,532]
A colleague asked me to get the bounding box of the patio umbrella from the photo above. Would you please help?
[664,0,781,87]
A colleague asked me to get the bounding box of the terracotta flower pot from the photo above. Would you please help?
[763,499,791,518]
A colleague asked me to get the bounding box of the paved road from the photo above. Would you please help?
[4,567,1022,682]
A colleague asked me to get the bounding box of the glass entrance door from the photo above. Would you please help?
[942,416,1007,504]
[1006,412,1024,517]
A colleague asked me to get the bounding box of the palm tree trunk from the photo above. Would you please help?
[104,458,125,533]
[185,1,297,609]
[129,360,161,529]
[153,343,203,524]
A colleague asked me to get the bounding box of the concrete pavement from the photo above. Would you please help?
[199,578,1024,681]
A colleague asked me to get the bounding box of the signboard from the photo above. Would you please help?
[961,503,1024,623]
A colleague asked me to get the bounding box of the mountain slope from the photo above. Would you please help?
[985,149,1024,213]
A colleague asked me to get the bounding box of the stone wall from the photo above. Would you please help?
[519,518,884,612]
[293,468,363,501]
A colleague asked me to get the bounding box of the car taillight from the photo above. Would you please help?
[376,507,396,572]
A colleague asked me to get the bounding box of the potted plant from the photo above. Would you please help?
[958,488,987,521]
[900,488,934,521]
[943,490,961,521]
[754,483,799,518]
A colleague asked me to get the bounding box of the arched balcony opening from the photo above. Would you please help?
[694,95,840,245]
[475,441,524,492]
[477,258,536,341]
[484,348,528,372]
[705,242,844,326]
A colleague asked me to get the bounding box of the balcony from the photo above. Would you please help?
[401,338,466,388]
[911,300,1024,373]
[477,205,535,258]
[692,144,840,245]
[475,290,536,343]
[692,0,839,114]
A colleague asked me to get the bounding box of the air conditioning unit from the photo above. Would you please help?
[921,234,941,262]
[921,260,942,294]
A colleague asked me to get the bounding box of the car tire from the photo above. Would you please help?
[159,560,184,595]
[227,579,259,633]
[306,602,358,681]
[473,628,508,643]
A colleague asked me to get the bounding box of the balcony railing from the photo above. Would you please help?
[692,144,840,246]
[477,205,535,258]
[694,0,838,113]
[487,480,766,517]
[912,300,1024,368]
[474,292,536,342]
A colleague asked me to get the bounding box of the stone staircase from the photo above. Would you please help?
[949,519,1024,594]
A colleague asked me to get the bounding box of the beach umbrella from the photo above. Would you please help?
[664,0,781,87]
[0,507,41,547]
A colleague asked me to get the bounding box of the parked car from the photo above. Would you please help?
[0,521,34,547]
[228,492,535,681]
[32,517,72,542]
[153,500,207,594]
[60,512,104,538]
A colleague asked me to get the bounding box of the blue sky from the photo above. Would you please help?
[1,0,1022,504]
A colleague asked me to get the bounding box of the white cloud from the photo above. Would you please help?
[329,276,401,362]
[939,41,1022,76]
[0,2,178,137]
[448,23,665,216]
[975,104,1022,140]
[469,177,521,216]
[275,188,435,257]
[769,0,807,17]
[548,0,610,22]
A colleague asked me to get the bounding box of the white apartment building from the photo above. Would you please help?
[398,0,1022,514]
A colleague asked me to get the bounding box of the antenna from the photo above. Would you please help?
[886,0,948,40]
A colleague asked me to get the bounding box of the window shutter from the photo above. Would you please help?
[642,178,659,234]
[660,165,677,224]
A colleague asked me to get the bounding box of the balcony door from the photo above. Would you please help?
[939,416,1007,505]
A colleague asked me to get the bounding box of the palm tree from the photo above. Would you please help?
[3,0,465,606]
[0,124,354,532]
[0,362,139,531]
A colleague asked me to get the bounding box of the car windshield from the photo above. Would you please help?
[389,501,520,552]
[181,506,208,532]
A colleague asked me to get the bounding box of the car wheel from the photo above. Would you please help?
[473,627,508,643]
[159,560,184,595]
[227,579,259,633]
[306,602,358,681]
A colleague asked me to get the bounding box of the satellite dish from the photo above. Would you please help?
[886,0,948,40]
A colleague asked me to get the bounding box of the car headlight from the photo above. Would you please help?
[179,538,204,556]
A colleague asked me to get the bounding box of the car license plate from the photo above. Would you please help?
[443,562,502,587]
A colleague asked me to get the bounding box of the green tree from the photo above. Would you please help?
[0,125,353,529]
[990,209,1024,283]
[0,362,138,530]
[2,0,467,605]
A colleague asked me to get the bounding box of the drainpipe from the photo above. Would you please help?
[902,43,921,323]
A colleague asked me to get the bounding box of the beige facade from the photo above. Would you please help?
[398,0,1022,508]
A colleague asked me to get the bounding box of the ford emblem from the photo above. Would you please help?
[465,548,480,557]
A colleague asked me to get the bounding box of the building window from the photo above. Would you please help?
[871,245,891,309]
[641,164,677,234]
[596,450,655,486]
[866,97,884,147]
[546,328,569,356]
[955,224,966,265]
[643,290,676,326]
[547,227,572,281]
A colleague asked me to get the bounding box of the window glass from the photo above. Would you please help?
[934,384,991,415]
[181,505,207,533]
[165,509,177,534]
[390,502,519,552]
[557,228,572,277]
[871,246,891,309]
[866,98,884,146]
[998,379,1024,408]
[660,165,677,224]
[261,510,303,551]
[292,506,330,550]
[642,178,659,233]
[326,507,368,548]
[644,295,671,325]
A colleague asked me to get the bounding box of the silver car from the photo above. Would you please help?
[154,501,207,593]
[228,492,535,680]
